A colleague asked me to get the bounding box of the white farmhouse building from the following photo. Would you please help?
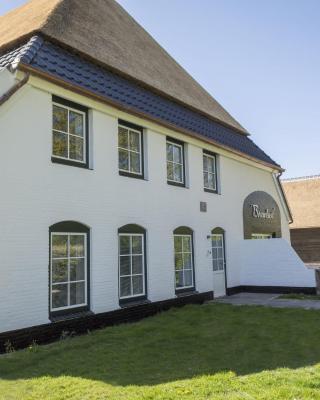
[0,0,315,349]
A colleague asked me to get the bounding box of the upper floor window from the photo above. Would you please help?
[52,96,88,168]
[118,120,144,178]
[166,138,185,186]
[203,151,217,193]
[49,221,90,316]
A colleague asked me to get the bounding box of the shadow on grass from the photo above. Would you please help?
[1,303,320,387]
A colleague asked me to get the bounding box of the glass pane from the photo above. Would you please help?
[70,282,85,305]
[52,235,68,258]
[174,164,183,182]
[120,256,131,276]
[174,236,182,252]
[218,259,224,271]
[208,173,216,190]
[120,236,130,255]
[130,152,141,174]
[173,145,182,163]
[52,131,68,158]
[216,236,223,246]
[69,136,84,161]
[184,270,193,287]
[70,258,85,281]
[166,143,173,161]
[129,131,140,152]
[212,247,218,260]
[203,155,208,171]
[69,111,84,137]
[53,105,68,132]
[52,284,68,309]
[203,172,209,188]
[213,259,219,271]
[218,248,223,259]
[182,236,191,252]
[70,235,85,257]
[167,162,174,180]
[132,275,143,295]
[52,259,68,283]
[184,253,192,269]
[120,276,131,297]
[118,127,129,148]
[132,255,143,274]
[175,253,183,270]
[207,157,215,173]
[132,236,142,254]
[119,149,129,171]
[175,271,184,288]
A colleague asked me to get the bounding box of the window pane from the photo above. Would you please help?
[52,131,68,158]
[175,253,183,270]
[208,173,216,190]
[120,276,131,297]
[132,275,143,295]
[52,284,68,309]
[120,256,131,276]
[218,248,223,259]
[175,271,184,288]
[70,282,85,305]
[174,164,183,182]
[174,236,182,252]
[69,136,84,161]
[167,162,174,181]
[213,259,219,271]
[52,259,68,283]
[118,127,129,148]
[184,270,193,287]
[166,143,173,161]
[53,105,68,132]
[129,131,140,152]
[184,253,192,269]
[70,258,85,281]
[120,236,130,255]
[203,155,208,171]
[132,255,143,274]
[52,235,68,258]
[70,235,85,257]
[204,172,209,188]
[207,157,215,173]
[182,236,191,252]
[119,149,129,171]
[212,247,218,259]
[173,145,182,163]
[218,259,224,271]
[130,152,141,174]
[69,111,84,137]
[132,236,142,254]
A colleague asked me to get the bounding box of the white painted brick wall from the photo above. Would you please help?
[0,82,291,332]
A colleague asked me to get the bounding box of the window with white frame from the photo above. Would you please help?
[211,233,225,271]
[118,122,143,176]
[174,229,194,290]
[203,152,217,192]
[50,231,88,312]
[167,139,185,185]
[119,232,145,299]
[52,97,87,165]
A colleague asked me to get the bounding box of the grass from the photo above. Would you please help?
[278,293,320,300]
[1,303,320,399]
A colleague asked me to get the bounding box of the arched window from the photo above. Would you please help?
[118,224,147,302]
[49,221,90,316]
[211,227,225,272]
[173,227,195,292]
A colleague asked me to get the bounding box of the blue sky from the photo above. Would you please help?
[1,0,319,178]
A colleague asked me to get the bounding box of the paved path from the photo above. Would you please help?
[212,292,320,310]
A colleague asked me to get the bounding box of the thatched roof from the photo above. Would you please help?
[0,0,247,135]
[282,175,320,229]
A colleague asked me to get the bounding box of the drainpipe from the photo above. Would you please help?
[0,72,30,107]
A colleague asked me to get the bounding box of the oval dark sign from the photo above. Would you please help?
[243,191,281,239]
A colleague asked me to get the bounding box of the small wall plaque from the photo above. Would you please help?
[200,201,207,212]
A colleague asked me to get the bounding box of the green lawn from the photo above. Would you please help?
[1,303,320,399]
[278,293,320,301]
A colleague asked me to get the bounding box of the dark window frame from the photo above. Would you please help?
[118,119,145,180]
[49,221,90,319]
[51,96,90,169]
[173,226,196,294]
[166,136,186,188]
[203,150,218,194]
[118,224,148,306]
